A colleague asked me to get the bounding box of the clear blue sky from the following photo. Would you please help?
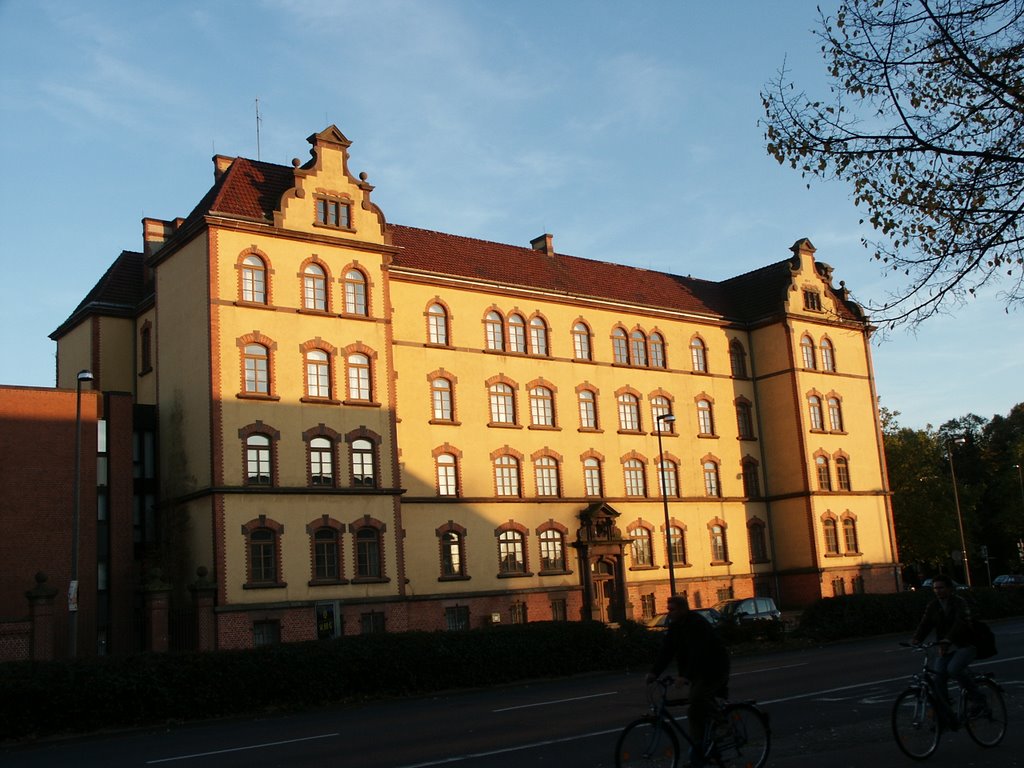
[1,0,1020,430]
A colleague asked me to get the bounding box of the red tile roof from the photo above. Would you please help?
[51,251,149,339]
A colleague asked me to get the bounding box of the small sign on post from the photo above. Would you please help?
[68,580,79,612]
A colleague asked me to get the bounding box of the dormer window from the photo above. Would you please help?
[803,290,822,312]
[315,196,351,229]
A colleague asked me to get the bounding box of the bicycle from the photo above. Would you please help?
[615,676,770,768]
[891,641,1007,760]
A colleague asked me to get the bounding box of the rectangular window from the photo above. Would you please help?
[641,593,656,620]
[803,290,822,311]
[510,602,528,624]
[445,605,470,631]
[360,611,385,634]
[551,599,567,622]
[317,198,351,228]
[253,620,280,647]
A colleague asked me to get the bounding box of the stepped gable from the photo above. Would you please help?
[388,224,735,319]
[51,250,149,339]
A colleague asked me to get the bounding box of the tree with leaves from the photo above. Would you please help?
[762,0,1024,327]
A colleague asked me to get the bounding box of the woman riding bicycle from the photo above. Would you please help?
[645,595,730,767]
[909,574,985,723]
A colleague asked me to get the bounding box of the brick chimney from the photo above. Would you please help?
[530,233,554,256]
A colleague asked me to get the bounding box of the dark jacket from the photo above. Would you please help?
[650,611,730,682]
[912,594,975,647]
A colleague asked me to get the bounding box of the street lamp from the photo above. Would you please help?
[1013,463,1024,517]
[70,368,94,657]
[948,437,971,588]
[656,413,678,596]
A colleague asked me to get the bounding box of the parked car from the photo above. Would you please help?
[993,574,1024,588]
[917,577,969,591]
[713,597,782,627]
[643,607,722,630]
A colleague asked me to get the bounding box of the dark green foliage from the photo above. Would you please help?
[796,588,1024,642]
[0,621,659,743]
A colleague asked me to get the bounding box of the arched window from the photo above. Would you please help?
[748,522,768,562]
[624,458,647,497]
[243,343,269,394]
[843,517,859,553]
[355,528,382,578]
[741,459,761,497]
[529,317,549,356]
[346,353,371,401]
[801,335,816,369]
[735,400,754,439]
[539,528,566,572]
[241,255,267,303]
[534,456,560,497]
[823,518,840,554]
[485,311,505,351]
[249,527,277,583]
[611,328,629,364]
[690,338,708,373]
[309,436,334,486]
[820,338,836,372]
[709,524,729,562]
[583,457,603,496]
[836,456,851,491]
[578,389,598,429]
[808,395,824,430]
[344,269,368,315]
[651,396,673,432]
[816,455,832,490]
[427,303,449,345]
[431,377,454,421]
[667,526,687,565]
[303,263,327,311]
[494,454,521,496]
[572,322,592,360]
[630,527,654,566]
[657,458,679,497]
[436,453,458,496]
[649,332,666,368]
[729,340,747,378]
[440,530,464,577]
[305,349,331,398]
[529,386,555,427]
[702,460,720,497]
[617,393,641,431]
[696,399,715,436]
[351,438,376,487]
[828,397,844,432]
[497,529,527,574]
[312,528,339,580]
[489,382,516,424]
[508,313,527,353]
[630,330,648,366]
[245,434,272,485]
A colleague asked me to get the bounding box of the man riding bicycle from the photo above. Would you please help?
[646,595,730,767]
[910,574,985,723]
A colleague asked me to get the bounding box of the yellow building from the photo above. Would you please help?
[52,126,899,649]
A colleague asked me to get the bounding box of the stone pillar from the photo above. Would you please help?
[26,572,58,661]
[189,566,218,652]
[142,568,172,653]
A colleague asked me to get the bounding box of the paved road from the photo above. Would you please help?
[5,619,1024,767]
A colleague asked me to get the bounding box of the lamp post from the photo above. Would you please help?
[69,369,94,657]
[1013,463,1024,517]
[948,437,971,588]
[656,413,677,596]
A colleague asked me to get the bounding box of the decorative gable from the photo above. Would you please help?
[272,125,387,243]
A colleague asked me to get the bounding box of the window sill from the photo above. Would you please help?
[351,576,391,584]
[667,563,693,569]
[691,370,711,376]
[342,400,381,408]
[234,300,275,310]
[309,480,337,488]
[538,569,574,577]
[709,560,733,567]
[243,581,287,590]
[697,433,719,439]
[823,553,844,558]
[749,558,771,565]
[497,571,533,579]
[338,311,372,320]
[844,552,862,557]
[629,565,658,572]
[424,342,454,349]
[429,419,462,426]
[738,436,758,442]
[297,307,333,316]
[528,425,561,431]
[617,429,645,436]
[578,427,604,434]
[650,431,678,438]
[487,422,522,429]
[830,430,849,436]
[300,396,341,405]
[308,578,350,587]
[438,574,471,582]
[809,428,827,434]
[237,393,281,401]
[312,222,356,234]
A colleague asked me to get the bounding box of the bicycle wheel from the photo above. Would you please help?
[965,678,1008,747]
[711,702,770,768]
[892,687,941,760]
[615,716,680,768]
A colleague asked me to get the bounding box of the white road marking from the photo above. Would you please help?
[145,733,339,764]
[493,691,619,712]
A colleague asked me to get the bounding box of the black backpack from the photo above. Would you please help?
[972,619,997,659]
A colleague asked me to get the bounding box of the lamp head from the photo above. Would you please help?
[77,369,94,383]
[659,414,676,423]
